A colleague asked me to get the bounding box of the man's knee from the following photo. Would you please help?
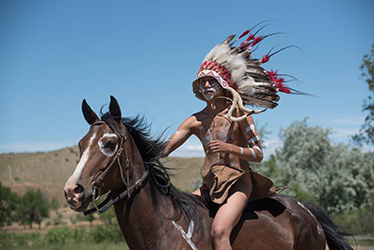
[211,223,229,241]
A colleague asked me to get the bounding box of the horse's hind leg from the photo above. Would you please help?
[291,204,327,250]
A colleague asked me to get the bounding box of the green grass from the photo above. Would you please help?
[348,240,374,247]
[1,242,129,250]
[0,225,128,249]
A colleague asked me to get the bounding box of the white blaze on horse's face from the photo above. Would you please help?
[98,133,119,157]
[71,132,97,181]
[64,129,100,211]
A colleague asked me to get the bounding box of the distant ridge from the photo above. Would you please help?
[0,146,203,203]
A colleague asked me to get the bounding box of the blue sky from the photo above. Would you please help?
[1,0,373,158]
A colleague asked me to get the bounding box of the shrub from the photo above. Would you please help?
[88,225,124,243]
[43,227,73,245]
[0,231,41,248]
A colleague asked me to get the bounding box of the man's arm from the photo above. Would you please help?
[234,114,263,162]
[160,116,197,158]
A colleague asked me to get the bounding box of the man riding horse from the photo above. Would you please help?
[64,24,353,250]
[161,29,294,249]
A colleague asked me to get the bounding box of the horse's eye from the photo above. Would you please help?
[104,141,116,151]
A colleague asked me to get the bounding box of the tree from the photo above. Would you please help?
[0,182,19,227]
[352,44,374,146]
[274,119,374,214]
[18,189,50,229]
[75,213,95,227]
[50,198,60,211]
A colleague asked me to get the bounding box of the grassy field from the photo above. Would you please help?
[1,242,129,250]
[1,228,373,250]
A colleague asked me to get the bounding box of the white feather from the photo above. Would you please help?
[198,39,280,109]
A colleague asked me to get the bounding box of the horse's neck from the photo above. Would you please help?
[112,137,212,249]
[112,172,176,249]
[112,137,175,248]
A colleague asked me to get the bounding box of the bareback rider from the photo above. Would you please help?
[161,28,293,250]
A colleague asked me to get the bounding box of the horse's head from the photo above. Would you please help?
[64,96,132,212]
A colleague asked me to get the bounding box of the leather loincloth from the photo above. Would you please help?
[201,151,276,204]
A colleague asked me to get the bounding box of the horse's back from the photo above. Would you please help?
[229,194,326,250]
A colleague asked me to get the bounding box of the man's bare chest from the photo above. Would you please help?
[198,115,235,146]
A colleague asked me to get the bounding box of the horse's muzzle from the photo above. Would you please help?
[64,182,90,211]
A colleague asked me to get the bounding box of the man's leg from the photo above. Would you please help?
[211,191,249,250]
[192,188,201,196]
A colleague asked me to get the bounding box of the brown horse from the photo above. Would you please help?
[64,96,353,250]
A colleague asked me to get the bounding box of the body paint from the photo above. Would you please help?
[245,124,255,134]
[248,136,260,144]
[172,220,197,250]
[249,148,257,158]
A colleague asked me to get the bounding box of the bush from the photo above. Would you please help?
[43,227,74,245]
[0,231,41,248]
[41,225,124,246]
[333,203,374,236]
[1,224,125,248]
[88,225,124,243]
[53,212,63,226]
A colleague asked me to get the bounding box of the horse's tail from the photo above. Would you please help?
[302,202,354,250]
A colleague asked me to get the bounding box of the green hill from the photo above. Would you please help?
[0,147,203,203]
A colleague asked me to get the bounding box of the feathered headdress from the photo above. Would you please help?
[192,24,298,121]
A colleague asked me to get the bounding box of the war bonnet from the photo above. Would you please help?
[192,24,299,122]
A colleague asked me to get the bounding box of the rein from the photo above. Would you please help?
[84,121,149,216]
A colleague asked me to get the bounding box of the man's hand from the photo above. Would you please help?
[207,140,232,153]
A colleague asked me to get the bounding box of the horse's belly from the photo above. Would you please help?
[230,195,326,250]
[232,213,295,249]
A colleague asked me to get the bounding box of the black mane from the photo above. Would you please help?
[101,112,205,223]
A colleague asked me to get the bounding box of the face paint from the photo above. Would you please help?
[200,80,221,101]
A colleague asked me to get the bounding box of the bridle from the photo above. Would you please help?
[84,121,149,215]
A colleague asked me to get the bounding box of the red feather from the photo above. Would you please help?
[246,33,255,42]
[268,70,278,76]
[274,82,291,94]
[261,54,270,63]
[209,61,218,70]
[279,87,291,94]
[206,61,213,68]
[200,61,207,70]
[239,41,250,50]
[251,36,263,46]
[239,29,250,39]
[228,83,237,89]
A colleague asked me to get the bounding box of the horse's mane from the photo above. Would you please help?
[101,112,205,223]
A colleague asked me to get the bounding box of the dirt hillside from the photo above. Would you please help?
[0,147,203,203]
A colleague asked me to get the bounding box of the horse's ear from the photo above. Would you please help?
[109,96,122,123]
[82,99,100,125]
